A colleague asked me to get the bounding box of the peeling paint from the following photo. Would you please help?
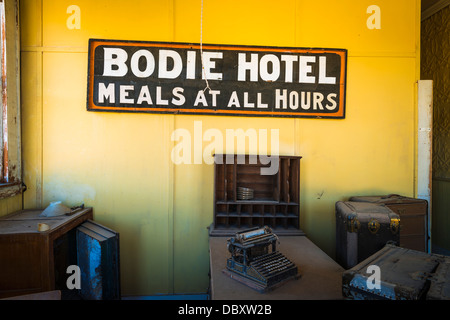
[1,3,8,183]
[0,181,21,199]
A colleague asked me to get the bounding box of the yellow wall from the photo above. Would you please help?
[19,0,421,295]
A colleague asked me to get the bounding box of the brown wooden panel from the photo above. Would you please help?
[0,234,43,297]
[400,235,426,252]
[387,203,427,217]
[399,215,426,236]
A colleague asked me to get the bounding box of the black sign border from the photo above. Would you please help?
[87,38,347,119]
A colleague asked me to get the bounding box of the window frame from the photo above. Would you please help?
[0,0,22,199]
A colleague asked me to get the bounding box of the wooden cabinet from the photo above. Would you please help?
[0,208,93,299]
[210,154,304,236]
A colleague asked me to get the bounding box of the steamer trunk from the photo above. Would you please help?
[427,256,450,300]
[349,195,428,251]
[342,244,448,300]
[335,201,400,269]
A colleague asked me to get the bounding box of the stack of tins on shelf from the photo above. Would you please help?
[210,154,303,236]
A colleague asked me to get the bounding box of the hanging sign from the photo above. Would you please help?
[87,39,347,118]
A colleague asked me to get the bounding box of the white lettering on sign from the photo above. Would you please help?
[186,51,197,79]
[130,49,155,78]
[274,90,337,111]
[236,53,335,84]
[88,40,347,118]
[120,85,134,104]
[98,83,115,103]
[158,50,183,79]
[137,86,153,105]
[238,53,259,82]
[201,52,223,80]
[103,48,128,77]
[281,55,298,83]
[260,54,280,82]
[299,56,316,83]
[319,56,336,84]
[102,48,338,85]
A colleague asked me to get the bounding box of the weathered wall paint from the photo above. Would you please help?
[19,0,421,295]
[0,0,21,216]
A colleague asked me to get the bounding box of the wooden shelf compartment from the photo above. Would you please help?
[211,154,303,236]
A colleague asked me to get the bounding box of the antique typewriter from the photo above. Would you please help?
[224,226,299,292]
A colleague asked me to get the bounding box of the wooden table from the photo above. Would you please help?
[209,235,344,300]
[0,207,93,299]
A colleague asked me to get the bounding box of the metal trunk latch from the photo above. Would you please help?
[347,215,360,233]
[390,218,400,234]
[368,218,380,234]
